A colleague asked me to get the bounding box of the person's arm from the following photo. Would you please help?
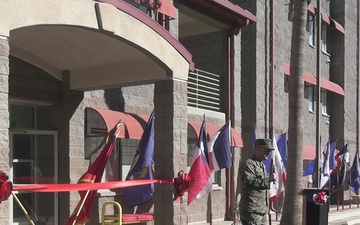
[242,161,271,189]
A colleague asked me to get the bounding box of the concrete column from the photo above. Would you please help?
[57,71,84,225]
[0,37,10,225]
[153,79,188,225]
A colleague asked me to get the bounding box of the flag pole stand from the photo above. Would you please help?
[72,190,91,225]
[11,192,35,225]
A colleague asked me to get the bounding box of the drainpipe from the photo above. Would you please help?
[270,0,275,138]
[225,22,249,221]
[225,31,234,221]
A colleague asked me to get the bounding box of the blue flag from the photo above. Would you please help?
[208,120,232,172]
[303,159,315,176]
[277,133,287,169]
[350,151,360,194]
[337,144,350,186]
[123,112,154,208]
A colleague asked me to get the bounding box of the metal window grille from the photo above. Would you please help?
[187,69,222,112]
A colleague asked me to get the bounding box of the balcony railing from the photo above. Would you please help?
[187,69,222,112]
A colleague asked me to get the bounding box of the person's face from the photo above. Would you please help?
[255,146,272,161]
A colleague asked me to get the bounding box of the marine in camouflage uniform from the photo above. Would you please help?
[239,139,276,225]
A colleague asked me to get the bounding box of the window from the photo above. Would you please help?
[321,26,330,54]
[305,85,315,112]
[284,75,289,93]
[321,90,329,116]
[10,104,58,224]
[86,136,139,182]
[307,14,315,46]
[85,109,140,182]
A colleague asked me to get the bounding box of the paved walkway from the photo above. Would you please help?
[193,204,360,225]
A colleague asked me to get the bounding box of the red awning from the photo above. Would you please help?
[320,78,345,95]
[284,64,345,96]
[330,18,345,34]
[86,107,145,139]
[321,13,331,25]
[131,0,176,18]
[157,0,177,18]
[188,121,243,147]
[307,4,315,15]
[308,4,344,34]
[87,108,244,146]
[284,64,316,85]
[303,145,316,160]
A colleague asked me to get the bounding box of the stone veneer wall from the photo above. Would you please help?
[0,38,10,225]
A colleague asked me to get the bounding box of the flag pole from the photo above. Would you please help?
[71,190,91,225]
[315,0,322,190]
[11,192,35,225]
[69,120,123,225]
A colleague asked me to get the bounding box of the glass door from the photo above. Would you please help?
[10,130,58,225]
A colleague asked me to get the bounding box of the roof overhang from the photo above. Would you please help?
[3,0,194,91]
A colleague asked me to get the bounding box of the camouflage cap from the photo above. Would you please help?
[255,138,274,150]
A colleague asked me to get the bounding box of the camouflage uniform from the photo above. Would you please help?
[239,156,270,225]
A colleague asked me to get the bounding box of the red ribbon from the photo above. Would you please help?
[0,170,194,203]
[0,171,12,202]
[13,180,158,192]
[313,191,328,205]
[173,170,193,201]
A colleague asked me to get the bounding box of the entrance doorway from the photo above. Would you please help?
[10,130,58,225]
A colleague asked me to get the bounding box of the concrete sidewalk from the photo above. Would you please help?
[193,204,360,225]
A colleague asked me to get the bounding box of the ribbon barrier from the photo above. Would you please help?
[2,171,193,225]
[13,179,160,192]
[6,172,193,197]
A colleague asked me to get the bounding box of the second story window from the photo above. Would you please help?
[307,14,315,46]
[305,85,315,113]
[321,90,329,116]
[321,26,330,54]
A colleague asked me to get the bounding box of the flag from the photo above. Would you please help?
[269,134,286,202]
[123,112,155,208]
[187,118,211,205]
[320,141,337,188]
[320,142,331,188]
[303,159,315,176]
[277,133,287,169]
[66,121,123,225]
[329,141,338,170]
[253,127,257,152]
[207,120,232,172]
[350,151,360,194]
[331,144,350,188]
[264,133,287,174]
[302,141,336,178]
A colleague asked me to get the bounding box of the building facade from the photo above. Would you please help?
[0,0,358,225]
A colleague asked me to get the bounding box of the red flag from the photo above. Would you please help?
[65,121,122,225]
[187,119,211,205]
